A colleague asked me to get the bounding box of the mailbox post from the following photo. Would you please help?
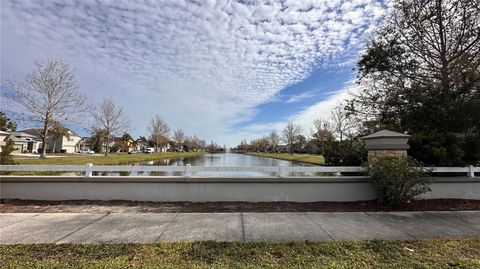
[362,130,411,160]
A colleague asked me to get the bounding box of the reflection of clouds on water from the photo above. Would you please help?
[124,153,320,177]
[82,153,333,177]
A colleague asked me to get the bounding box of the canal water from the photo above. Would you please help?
[94,153,316,177]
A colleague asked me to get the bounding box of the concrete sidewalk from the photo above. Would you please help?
[1,211,479,244]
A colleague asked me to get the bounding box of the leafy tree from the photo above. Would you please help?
[0,111,17,132]
[350,0,480,134]
[347,0,480,165]
[292,135,307,153]
[408,133,466,166]
[117,132,134,152]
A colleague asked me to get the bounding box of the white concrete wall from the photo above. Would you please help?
[1,176,478,202]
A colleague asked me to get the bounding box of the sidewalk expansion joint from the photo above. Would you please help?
[302,212,335,241]
[240,212,246,241]
[0,213,40,229]
[363,212,416,239]
[155,212,180,241]
[54,213,110,244]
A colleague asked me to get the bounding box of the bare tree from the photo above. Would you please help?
[148,115,170,153]
[92,98,129,156]
[312,118,334,156]
[173,129,185,151]
[4,60,88,158]
[282,121,302,154]
[267,130,280,153]
[330,106,357,141]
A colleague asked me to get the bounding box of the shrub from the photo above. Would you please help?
[324,138,367,166]
[0,138,16,165]
[364,156,432,206]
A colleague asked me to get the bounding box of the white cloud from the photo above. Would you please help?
[284,90,318,103]
[238,81,361,140]
[1,0,386,145]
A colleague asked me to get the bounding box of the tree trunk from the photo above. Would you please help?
[40,119,49,159]
[105,135,109,156]
[52,137,57,153]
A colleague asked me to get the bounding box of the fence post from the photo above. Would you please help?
[278,165,285,178]
[468,165,475,178]
[185,164,191,177]
[85,163,93,177]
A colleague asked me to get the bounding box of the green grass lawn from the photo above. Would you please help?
[0,239,478,268]
[12,152,205,165]
[246,152,325,165]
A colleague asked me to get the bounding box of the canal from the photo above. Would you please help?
[94,153,316,177]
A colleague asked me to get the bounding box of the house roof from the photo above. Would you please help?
[363,130,410,139]
[20,128,81,138]
[19,128,43,137]
[10,132,42,143]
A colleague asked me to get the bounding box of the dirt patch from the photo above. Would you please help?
[1,199,479,213]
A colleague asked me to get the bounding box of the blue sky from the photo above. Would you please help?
[0,0,388,146]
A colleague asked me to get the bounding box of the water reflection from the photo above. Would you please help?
[91,153,326,177]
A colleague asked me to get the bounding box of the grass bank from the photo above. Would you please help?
[246,152,325,165]
[0,239,478,268]
[13,152,205,165]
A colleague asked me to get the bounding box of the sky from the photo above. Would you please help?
[0,0,388,146]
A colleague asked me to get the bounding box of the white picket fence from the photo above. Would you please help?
[0,164,478,177]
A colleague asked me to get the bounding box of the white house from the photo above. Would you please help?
[20,128,82,153]
[10,132,42,154]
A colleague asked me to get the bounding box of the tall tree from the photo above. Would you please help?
[331,106,357,141]
[92,99,129,156]
[282,121,302,154]
[173,129,185,151]
[148,115,170,153]
[348,0,480,134]
[267,130,280,153]
[5,60,88,158]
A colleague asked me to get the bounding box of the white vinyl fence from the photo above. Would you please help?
[1,165,479,202]
[0,164,478,177]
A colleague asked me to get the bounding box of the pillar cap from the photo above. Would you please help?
[362,130,410,150]
[362,130,410,140]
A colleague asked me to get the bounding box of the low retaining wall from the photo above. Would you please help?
[1,176,479,202]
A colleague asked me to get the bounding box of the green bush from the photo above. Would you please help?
[364,156,432,206]
[324,138,367,166]
[0,138,15,165]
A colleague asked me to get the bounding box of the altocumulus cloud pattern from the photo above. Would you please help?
[1,0,387,144]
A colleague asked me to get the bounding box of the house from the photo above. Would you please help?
[20,128,83,153]
[10,132,42,154]
[134,139,149,152]
[0,131,11,152]
[76,137,93,152]
[117,137,136,152]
